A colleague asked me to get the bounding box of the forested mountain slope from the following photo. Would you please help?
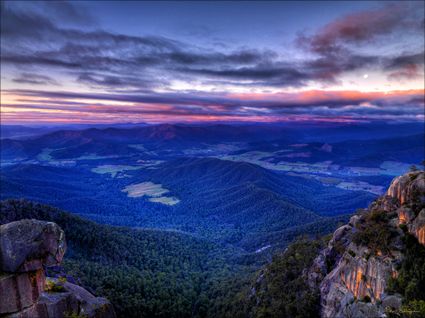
[0,158,370,252]
[246,170,425,318]
[0,199,238,318]
[2,171,423,318]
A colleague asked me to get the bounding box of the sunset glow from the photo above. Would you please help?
[1,1,424,124]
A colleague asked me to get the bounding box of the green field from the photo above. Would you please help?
[122,181,180,205]
[37,148,54,161]
[149,196,180,205]
[91,165,143,177]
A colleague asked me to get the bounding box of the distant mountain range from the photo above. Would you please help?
[0,124,289,159]
[1,122,423,161]
[1,121,422,254]
[0,122,149,139]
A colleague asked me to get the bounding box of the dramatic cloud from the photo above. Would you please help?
[1,1,424,123]
[385,51,425,80]
[2,1,423,89]
[298,4,416,54]
[76,72,160,89]
[12,73,60,86]
[297,3,424,83]
[3,88,423,123]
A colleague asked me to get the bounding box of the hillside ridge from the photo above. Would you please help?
[246,170,424,318]
[309,170,425,317]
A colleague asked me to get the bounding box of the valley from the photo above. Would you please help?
[2,1,424,316]
[1,122,422,251]
[0,122,423,317]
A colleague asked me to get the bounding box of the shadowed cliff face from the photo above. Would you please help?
[309,171,425,318]
[0,220,66,273]
[0,219,116,318]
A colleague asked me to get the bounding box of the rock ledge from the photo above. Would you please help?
[0,219,116,318]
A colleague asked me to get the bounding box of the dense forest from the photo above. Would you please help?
[0,158,367,252]
[386,233,425,317]
[0,199,247,317]
[243,237,328,318]
[2,194,425,317]
[0,199,339,317]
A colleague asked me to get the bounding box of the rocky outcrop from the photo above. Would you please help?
[410,209,425,245]
[319,243,402,318]
[386,171,425,206]
[0,219,116,318]
[0,270,46,314]
[387,171,425,245]
[0,219,66,273]
[309,171,425,318]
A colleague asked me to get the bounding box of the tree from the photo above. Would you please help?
[410,165,418,172]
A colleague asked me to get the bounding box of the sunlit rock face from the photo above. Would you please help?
[311,171,425,318]
[317,227,403,318]
[339,255,393,301]
[397,207,414,225]
[388,172,425,246]
[410,209,425,245]
[0,219,116,318]
[386,171,425,207]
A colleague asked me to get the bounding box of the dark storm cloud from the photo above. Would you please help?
[1,54,82,68]
[1,1,424,124]
[37,0,96,26]
[296,3,424,83]
[12,73,60,86]
[0,1,55,39]
[5,88,423,115]
[5,89,241,108]
[1,1,424,89]
[305,54,380,83]
[181,54,379,86]
[298,3,422,55]
[382,50,425,81]
[1,1,279,87]
[76,72,165,89]
[179,62,309,87]
[0,0,94,37]
[164,50,272,65]
[385,51,425,70]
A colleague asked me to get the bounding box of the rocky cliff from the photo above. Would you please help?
[309,171,425,317]
[0,219,116,318]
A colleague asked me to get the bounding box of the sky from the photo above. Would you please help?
[0,0,424,124]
